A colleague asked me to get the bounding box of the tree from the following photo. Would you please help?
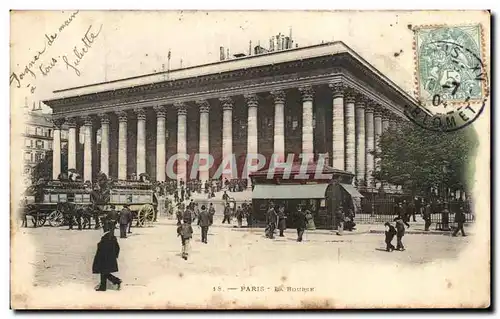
[373,123,478,198]
[30,144,69,183]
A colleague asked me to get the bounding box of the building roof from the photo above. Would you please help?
[24,110,53,127]
[47,41,416,105]
[249,161,353,178]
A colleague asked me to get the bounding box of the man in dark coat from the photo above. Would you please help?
[452,206,467,237]
[277,206,287,237]
[266,205,278,239]
[393,215,409,251]
[92,231,121,291]
[222,203,232,224]
[235,206,244,228]
[198,204,212,243]
[295,205,307,242]
[423,202,432,231]
[119,205,132,238]
[208,203,215,225]
[246,203,253,227]
[335,205,345,235]
[384,222,397,252]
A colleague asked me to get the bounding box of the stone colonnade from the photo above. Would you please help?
[51,81,401,187]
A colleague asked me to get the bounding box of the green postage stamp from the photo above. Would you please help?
[414,24,487,107]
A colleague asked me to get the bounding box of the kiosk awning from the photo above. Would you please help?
[340,183,364,198]
[252,184,328,199]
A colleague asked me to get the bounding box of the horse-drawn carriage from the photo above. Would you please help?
[21,180,94,227]
[21,176,158,228]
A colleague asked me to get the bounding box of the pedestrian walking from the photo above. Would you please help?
[265,204,277,239]
[335,205,345,235]
[208,203,215,225]
[384,222,397,252]
[246,203,253,227]
[103,204,118,235]
[277,206,287,237]
[441,203,451,231]
[198,205,212,243]
[177,219,193,260]
[235,205,244,228]
[423,202,432,231]
[305,209,316,230]
[119,205,132,238]
[295,205,307,242]
[393,215,409,251]
[222,203,232,224]
[92,231,122,291]
[452,206,467,237]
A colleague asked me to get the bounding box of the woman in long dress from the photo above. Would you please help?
[305,209,316,230]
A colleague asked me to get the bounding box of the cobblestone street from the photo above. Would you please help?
[11,217,481,309]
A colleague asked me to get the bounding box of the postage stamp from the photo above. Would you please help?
[409,24,489,131]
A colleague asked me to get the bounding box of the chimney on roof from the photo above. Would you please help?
[219,46,225,61]
[248,40,252,56]
[276,34,281,51]
[32,101,36,111]
[226,48,230,60]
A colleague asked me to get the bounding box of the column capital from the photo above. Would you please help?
[299,85,314,102]
[270,89,286,104]
[174,102,187,115]
[65,117,77,128]
[52,118,65,129]
[98,113,110,124]
[344,90,357,104]
[328,82,348,98]
[116,111,128,122]
[196,100,210,113]
[381,109,391,120]
[355,95,366,109]
[220,96,233,110]
[82,115,93,126]
[134,108,146,120]
[244,93,259,108]
[153,105,167,118]
[365,104,375,113]
[373,106,383,118]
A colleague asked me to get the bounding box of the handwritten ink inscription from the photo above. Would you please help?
[10,11,103,97]
[62,24,103,77]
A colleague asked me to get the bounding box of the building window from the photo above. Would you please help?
[25,139,31,148]
[48,141,53,150]
[43,129,49,137]
[24,152,31,162]
[48,129,52,137]
[34,152,44,162]
[35,127,42,136]
[35,140,44,149]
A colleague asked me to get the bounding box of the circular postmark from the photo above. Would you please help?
[407,25,489,132]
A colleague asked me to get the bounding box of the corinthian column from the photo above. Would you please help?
[382,110,390,132]
[374,108,383,159]
[135,108,146,176]
[270,90,286,162]
[197,100,210,182]
[299,85,314,160]
[66,117,77,171]
[220,96,234,179]
[365,104,375,187]
[52,119,63,180]
[355,96,366,186]
[117,111,128,180]
[345,91,356,174]
[389,116,398,131]
[82,116,93,182]
[176,103,187,183]
[154,106,166,182]
[329,82,345,170]
[245,94,258,183]
[99,114,110,176]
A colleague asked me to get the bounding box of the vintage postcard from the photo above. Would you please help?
[10,10,491,309]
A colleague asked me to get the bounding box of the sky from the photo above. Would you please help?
[9,10,490,113]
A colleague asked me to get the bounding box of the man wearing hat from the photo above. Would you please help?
[92,230,122,291]
[119,204,132,238]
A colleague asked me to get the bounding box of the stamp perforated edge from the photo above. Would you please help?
[411,23,489,107]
